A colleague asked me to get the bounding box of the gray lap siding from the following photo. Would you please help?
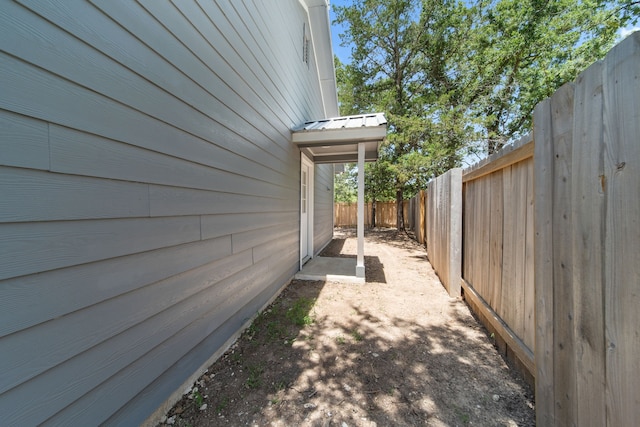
[0,0,333,424]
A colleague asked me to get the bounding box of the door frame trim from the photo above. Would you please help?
[300,153,314,268]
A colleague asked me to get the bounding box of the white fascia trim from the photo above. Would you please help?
[305,0,339,118]
[293,126,388,145]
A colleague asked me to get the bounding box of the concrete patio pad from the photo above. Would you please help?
[294,256,364,283]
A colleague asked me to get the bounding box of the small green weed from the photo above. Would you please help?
[335,335,346,345]
[192,390,204,407]
[350,329,364,342]
[215,396,228,413]
[286,297,316,326]
[266,320,286,340]
[245,364,264,389]
[455,406,470,424]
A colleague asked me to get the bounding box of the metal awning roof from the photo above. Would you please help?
[292,113,387,164]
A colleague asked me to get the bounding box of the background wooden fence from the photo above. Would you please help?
[404,33,639,426]
[334,201,408,228]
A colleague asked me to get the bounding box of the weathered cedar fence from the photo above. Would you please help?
[405,33,639,426]
[334,201,408,228]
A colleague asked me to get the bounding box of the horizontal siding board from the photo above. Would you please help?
[0,216,201,281]
[201,211,298,240]
[0,109,49,170]
[50,126,291,199]
[0,236,232,337]
[0,249,253,397]
[51,125,291,196]
[10,0,291,175]
[0,166,149,223]
[0,50,288,180]
[44,258,273,426]
[1,252,261,426]
[149,185,297,217]
[253,229,299,264]
[232,223,294,254]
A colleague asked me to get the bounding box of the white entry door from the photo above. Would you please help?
[300,155,313,266]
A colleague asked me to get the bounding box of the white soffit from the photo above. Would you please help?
[292,113,387,164]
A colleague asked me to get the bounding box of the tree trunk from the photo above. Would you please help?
[396,187,404,231]
[371,200,377,228]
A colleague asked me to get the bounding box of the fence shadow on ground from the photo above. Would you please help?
[200,279,535,426]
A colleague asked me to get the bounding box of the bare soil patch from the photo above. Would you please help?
[159,228,534,426]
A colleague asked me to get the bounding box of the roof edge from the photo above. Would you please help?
[305,0,339,118]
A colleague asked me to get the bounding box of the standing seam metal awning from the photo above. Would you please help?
[292,113,387,163]
[292,112,387,280]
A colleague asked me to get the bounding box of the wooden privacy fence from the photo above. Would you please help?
[406,33,639,426]
[334,201,408,228]
[423,169,461,298]
[533,35,639,426]
[462,134,536,378]
[406,136,535,379]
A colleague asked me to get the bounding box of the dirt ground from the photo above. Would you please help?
[158,228,535,426]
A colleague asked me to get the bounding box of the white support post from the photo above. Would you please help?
[356,142,365,278]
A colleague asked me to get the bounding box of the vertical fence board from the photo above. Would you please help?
[571,60,607,426]
[473,177,482,295]
[534,97,555,425]
[489,171,504,312]
[480,177,491,297]
[523,160,535,351]
[603,34,640,427]
[513,161,527,342]
[501,165,515,326]
[551,82,577,427]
